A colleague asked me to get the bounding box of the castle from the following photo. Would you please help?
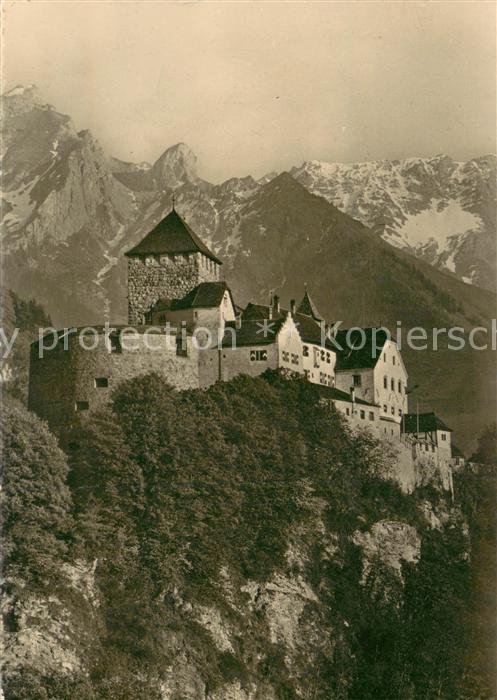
[28,206,459,493]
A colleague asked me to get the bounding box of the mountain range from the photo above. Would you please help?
[1,85,496,450]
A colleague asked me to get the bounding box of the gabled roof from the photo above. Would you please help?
[170,282,232,310]
[125,208,222,264]
[401,412,453,434]
[298,290,323,322]
[334,327,392,370]
[221,318,286,347]
[241,303,332,348]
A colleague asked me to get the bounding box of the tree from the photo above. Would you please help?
[1,400,73,587]
[471,423,497,466]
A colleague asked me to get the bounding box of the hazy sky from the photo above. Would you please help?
[3,1,496,183]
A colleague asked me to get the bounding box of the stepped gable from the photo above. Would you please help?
[125,208,222,264]
[240,300,332,347]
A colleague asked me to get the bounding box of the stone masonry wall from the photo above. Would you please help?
[28,329,200,443]
[127,253,220,325]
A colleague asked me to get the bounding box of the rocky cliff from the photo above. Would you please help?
[2,374,492,699]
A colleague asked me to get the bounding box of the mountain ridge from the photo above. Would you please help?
[1,86,495,450]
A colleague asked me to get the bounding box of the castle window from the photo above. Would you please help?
[352,374,361,387]
[176,336,188,357]
[250,349,267,362]
[346,407,350,416]
[398,408,402,416]
[94,377,109,388]
[441,433,447,441]
[360,410,365,419]
[304,369,310,379]
[75,401,89,412]
[383,376,388,389]
[391,406,395,415]
[398,380,402,393]
[282,350,290,362]
[313,347,320,368]
[326,352,331,363]
[194,311,198,319]
[383,404,387,412]
[109,333,122,354]
[393,356,396,365]
[303,345,309,357]
[383,353,386,362]
[291,353,299,365]
[369,411,375,421]
[320,372,327,385]
[321,350,325,361]
[391,378,395,391]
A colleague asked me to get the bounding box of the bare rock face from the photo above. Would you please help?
[149,143,199,189]
[353,520,421,581]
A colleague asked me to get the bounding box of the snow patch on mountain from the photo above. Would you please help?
[384,199,481,251]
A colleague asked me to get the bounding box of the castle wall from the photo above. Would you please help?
[333,398,381,436]
[28,328,200,441]
[127,253,220,325]
[217,344,280,383]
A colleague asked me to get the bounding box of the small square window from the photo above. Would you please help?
[352,374,361,387]
[94,377,109,388]
[441,433,446,441]
[75,400,89,412]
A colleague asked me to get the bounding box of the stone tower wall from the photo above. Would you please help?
[127,252,220,324]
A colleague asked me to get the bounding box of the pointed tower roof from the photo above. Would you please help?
[297,289,323,322]
[125,208,222,264]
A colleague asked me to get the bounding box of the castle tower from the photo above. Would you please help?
[125,207,222,325]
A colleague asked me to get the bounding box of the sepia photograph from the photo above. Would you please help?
[1,1,496,698]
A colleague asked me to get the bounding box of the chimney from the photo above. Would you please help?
[290,299,296,316]
[273,295,280,314]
